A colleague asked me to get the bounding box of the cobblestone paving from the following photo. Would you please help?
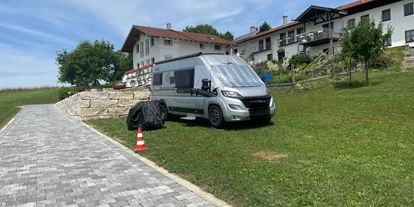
[0,105,214,207]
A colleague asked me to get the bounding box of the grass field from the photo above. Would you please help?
[0,87,60,129]
[88,71,414,206]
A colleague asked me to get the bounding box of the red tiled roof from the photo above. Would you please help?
[234,0,375,44]
[337,0,373,10]
[135,25,234,45]
[234,22,299,44]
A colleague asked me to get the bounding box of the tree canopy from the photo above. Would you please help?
[183,24,234,41]
[340,19,392,85]
[259,21,271,32]
[56,40,132,87]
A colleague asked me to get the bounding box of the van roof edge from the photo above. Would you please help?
[154,52,226,65]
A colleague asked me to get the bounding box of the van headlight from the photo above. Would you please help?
[221,90,242,98]
[266,88,271,95]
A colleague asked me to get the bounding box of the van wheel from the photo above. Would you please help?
[209,105,225,128]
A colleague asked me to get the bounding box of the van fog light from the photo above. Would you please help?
[231,115,241,120]
[229,104,243,110]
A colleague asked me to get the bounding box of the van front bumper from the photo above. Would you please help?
[222,102,276,122]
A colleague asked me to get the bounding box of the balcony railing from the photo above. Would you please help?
[278,37,297,47]
[298,28,343,46]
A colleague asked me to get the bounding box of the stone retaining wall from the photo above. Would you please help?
[55,86,151,121]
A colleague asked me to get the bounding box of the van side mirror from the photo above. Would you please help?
[201,78,211,92]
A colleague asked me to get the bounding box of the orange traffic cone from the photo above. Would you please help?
[135,127,147,151]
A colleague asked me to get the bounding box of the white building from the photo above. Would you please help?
[121,23,235,68]
[234,0,414,63]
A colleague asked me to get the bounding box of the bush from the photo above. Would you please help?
[58,86,79,100]
[294,63,307,73]
[271,74,292,84]
[290,53,312,67]
[294,74,308,82]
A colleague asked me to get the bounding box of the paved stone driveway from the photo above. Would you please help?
[0,105,214,207]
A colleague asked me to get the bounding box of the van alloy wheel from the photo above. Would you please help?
[209,105,224,128]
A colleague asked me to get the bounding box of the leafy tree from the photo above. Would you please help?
[259,21,271,32]
[183,24,234,41]
[56,40,131,87]
[340,19,392,85]
[111,51,133,83]
[184,24,220,36]
[221,31,234,41]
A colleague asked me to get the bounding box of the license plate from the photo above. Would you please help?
[250,108,270,117]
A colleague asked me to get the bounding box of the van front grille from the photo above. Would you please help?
[240,96,271,108]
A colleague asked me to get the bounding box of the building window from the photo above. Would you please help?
[137,63,140,68]
[265,37,271,50]
[165,55,173,60]
[406,29,414,43]
[297,28,304,35]
[267,54,273,61]
[141,61,144,66]
[287,30,295,44]
[145,39,150,56]
[140,42,144,58]
[405,3,414,16]
[151,57,155,64]
[153,73,162,85]
[164,39,172,46]
[214,45,221,50]
[258,40,264,51]
[279,33,286,47]
[136,44,139,54]
[361,14,369,23]
[348,18,355,29]
[385,37,392,46]
[150,37,154,46]
[233,48,238,54]
[382,9,391,22]
[200,43,204,49]
[146,59,150,64]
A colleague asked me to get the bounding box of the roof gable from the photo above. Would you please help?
[121,25,234,52]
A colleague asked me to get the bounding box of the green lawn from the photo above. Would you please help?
[0,87,60,128]
[88,71,414,207]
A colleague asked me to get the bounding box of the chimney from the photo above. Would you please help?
[250,26,257,33]
[283,13,288,26]
[166,23,171,30]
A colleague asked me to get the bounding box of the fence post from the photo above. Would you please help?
[291,64,295,84]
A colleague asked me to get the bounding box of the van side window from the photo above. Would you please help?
[153,73,162,85]
[175,69,194,88]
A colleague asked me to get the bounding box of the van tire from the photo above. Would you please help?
[209,105,225,128]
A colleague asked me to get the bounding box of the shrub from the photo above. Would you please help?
[294,74,308,82]
[294,63,307,73]
[290,53,312,67]
[58,86,79,100]
[271,74,292,84]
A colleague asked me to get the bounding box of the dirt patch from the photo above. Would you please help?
[252,151,287,161]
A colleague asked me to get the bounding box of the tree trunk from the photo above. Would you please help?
[365,60,369,85]
[349,58,352,86]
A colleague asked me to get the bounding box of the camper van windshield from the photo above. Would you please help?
[211,65,264,87]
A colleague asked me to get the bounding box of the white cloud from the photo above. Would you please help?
[0,42,60,89]
[0,2,73,28]
[0,23,76,45]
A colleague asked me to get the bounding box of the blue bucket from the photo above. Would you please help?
[263,74,272,83]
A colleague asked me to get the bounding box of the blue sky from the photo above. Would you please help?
[0,0,352,89]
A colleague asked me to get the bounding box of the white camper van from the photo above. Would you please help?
[151,52,276,128]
